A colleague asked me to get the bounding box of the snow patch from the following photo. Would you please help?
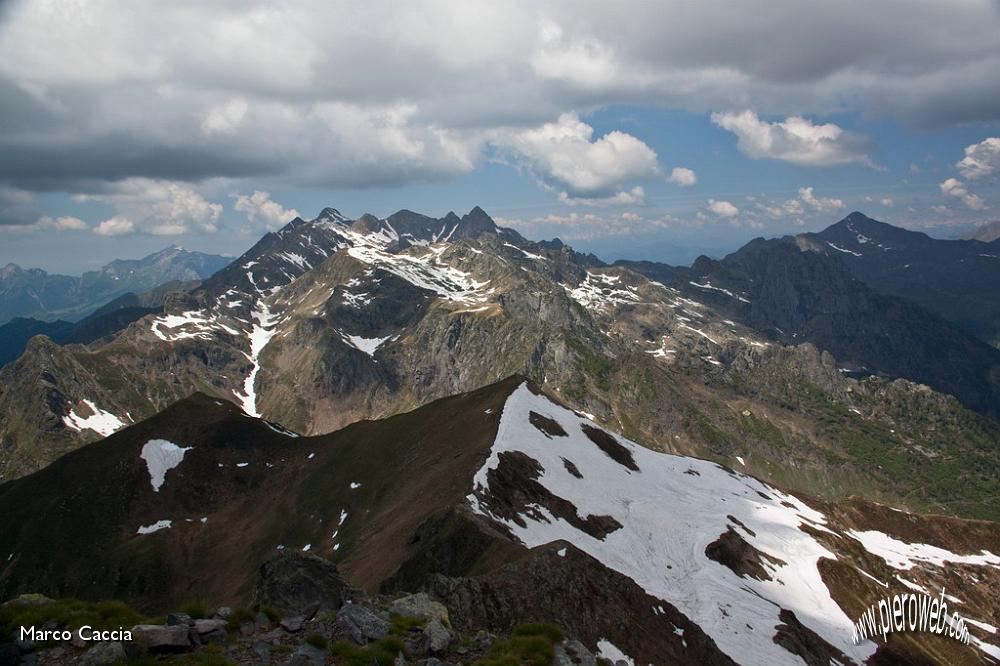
[137,520,172,535]
[140,439,193,492]
[63,400,126,437]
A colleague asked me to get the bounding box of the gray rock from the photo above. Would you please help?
[214,606,233,619]
[555,639,597,665]
[254,551,349,619]
[252,640,271,662]
[131,624,191,652]
[282,643,327,666]
[80,641,126,666]
[193,619,226,635]
[423,617,453,654]
[167,612,193,626]
[336,603,390,645]
[280,616,304,633]
[394,652,405,666]
[389,593,449,624]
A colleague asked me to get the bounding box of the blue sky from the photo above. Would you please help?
[1,1,999,272]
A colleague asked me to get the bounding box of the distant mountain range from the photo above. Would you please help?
[0,245,231,325]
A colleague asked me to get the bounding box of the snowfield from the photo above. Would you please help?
[468,382,1000,665]
[62,399,126,437]
[140,439,193,492]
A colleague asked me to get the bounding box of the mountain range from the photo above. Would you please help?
[1,207,999,664]
[0,245,231,325]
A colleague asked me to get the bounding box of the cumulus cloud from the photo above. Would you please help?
[36,215,88,230]
[667,167,697,186]
[939,177,988,210]
[750,186,844,221]
[493,113,660,203]
[76,178,223,235]
[880,197,895,207]
[956,137,1000,180]
[711,111,873,167]
[94,216,136,236]
[707,199,740,217]
[797,186,844,212]
[232,190,301,231]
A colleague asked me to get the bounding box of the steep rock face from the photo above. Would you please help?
[652,237,1000,418]
[1,379,996,665]
[806,212,1000,347]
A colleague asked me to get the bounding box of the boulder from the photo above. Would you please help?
[280,616,304,633]
[254,551,348,619]
[336,603,390,645]
[282,643,326,666]
[166,612,193,627]
[423,618,453,654]
[79,641,126,666]
[193,618,227,644]
[555,639,597,666]
[131,624,191,652]
[388,593,449,625]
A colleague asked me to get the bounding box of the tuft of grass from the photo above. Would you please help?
[389,613,426,635]
[224,607,255,632]
[475,623,563,666]
[304,632,328,650]
[172,644,235,665]
[0,597,146,646]
[330,637,406,665]
[179,600,210,620]
[261,606,280,623]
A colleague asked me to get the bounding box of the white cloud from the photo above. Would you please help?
[94,216,136,236]
[494,113,659,203]
[667,167,697,186]
[707,199,739,217]
[36,215,88,230]
[939,177,988,210]
[797,186,844,212]
[880,197,895,207]
[956,137,1000,179]
[711,110,873,167]
[232,190,301,231]
[76,178,223,235]
[557,186,646,207]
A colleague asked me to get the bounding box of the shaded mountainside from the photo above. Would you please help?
[0,246,230,325]
[620,230,1000,419]
[804,212,1000,347]
[0,379,997,665]
[2,207,1000,524]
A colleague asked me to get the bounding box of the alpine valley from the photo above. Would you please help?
[1,208,999,665]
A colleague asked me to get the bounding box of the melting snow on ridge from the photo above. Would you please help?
[136,520,172,535]
[140,439,194,492]
[234,302,280,417]
[468,382,875,666]
[62,400,126,437]
[150,310,238,341]
[596,639,634,665]
[846,530,1000,571]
